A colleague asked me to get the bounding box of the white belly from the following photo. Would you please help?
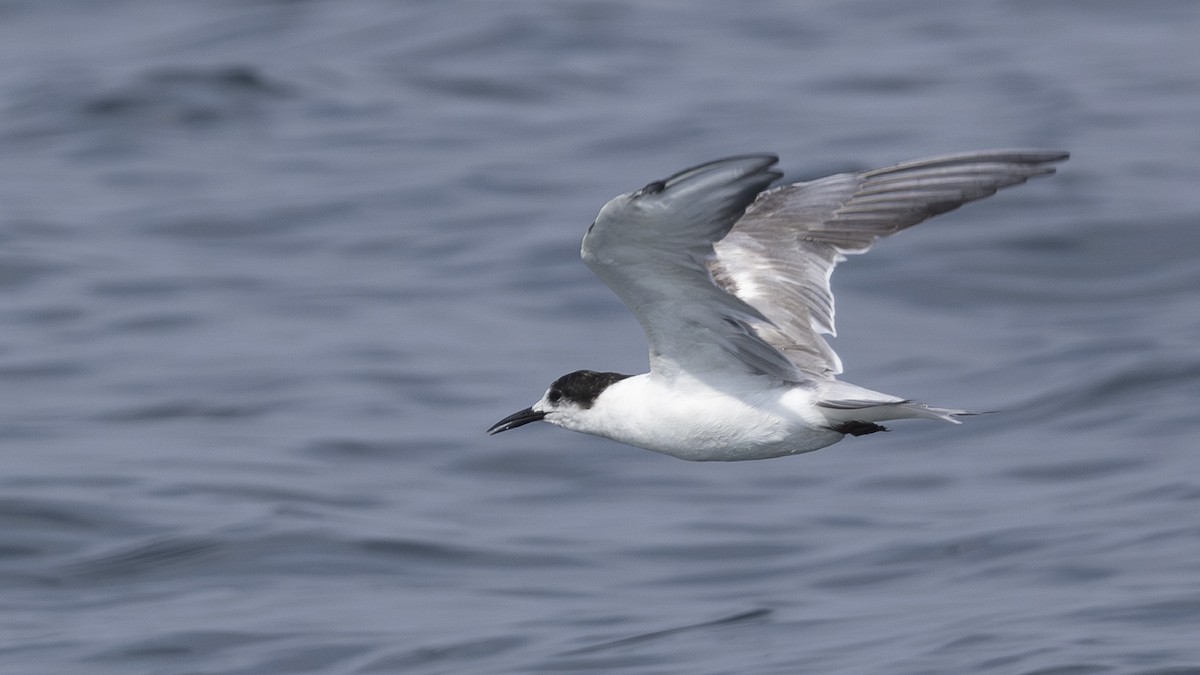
[577,375,844,461]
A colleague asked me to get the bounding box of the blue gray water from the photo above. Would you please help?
[2,1,1199,673]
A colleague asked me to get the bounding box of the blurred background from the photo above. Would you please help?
[1,1,1198,673]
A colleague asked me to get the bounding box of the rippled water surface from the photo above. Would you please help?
[2,1,1199,673]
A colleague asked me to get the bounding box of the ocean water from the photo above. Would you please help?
[2,1,1199,673]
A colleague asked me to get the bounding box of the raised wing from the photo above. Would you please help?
[710,150,1069,377]
[581,155,801,382]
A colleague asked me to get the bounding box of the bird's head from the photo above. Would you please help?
[487,370,630,436]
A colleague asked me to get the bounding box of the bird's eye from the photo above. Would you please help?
[548,390,562,403]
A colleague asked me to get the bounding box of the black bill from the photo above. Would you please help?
[487,407,546,435]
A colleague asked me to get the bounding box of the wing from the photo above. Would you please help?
[581,155,802,382]
[709,149,1069,378]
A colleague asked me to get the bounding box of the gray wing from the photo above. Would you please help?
[581,155,804,382]
[710,149,1069,377]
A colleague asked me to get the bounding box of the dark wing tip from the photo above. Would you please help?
[662,154,781,187]
[859,149,1069,177]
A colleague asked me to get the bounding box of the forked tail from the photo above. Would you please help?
[816,386,983,430]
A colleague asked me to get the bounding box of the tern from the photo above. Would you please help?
[488,150,1068,461]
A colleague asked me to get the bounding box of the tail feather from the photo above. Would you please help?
[817,398,978,425]
[815,381,983,427]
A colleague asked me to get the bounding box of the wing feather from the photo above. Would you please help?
[711,149,1069,377]
[581,155,800,382]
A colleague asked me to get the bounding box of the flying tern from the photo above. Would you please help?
[488,150,1068,461]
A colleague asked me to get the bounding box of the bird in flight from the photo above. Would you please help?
[488,150,1068,461]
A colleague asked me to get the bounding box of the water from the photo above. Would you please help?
[2,1,1199,673]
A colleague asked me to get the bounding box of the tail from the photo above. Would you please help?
[815,382,984,429]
